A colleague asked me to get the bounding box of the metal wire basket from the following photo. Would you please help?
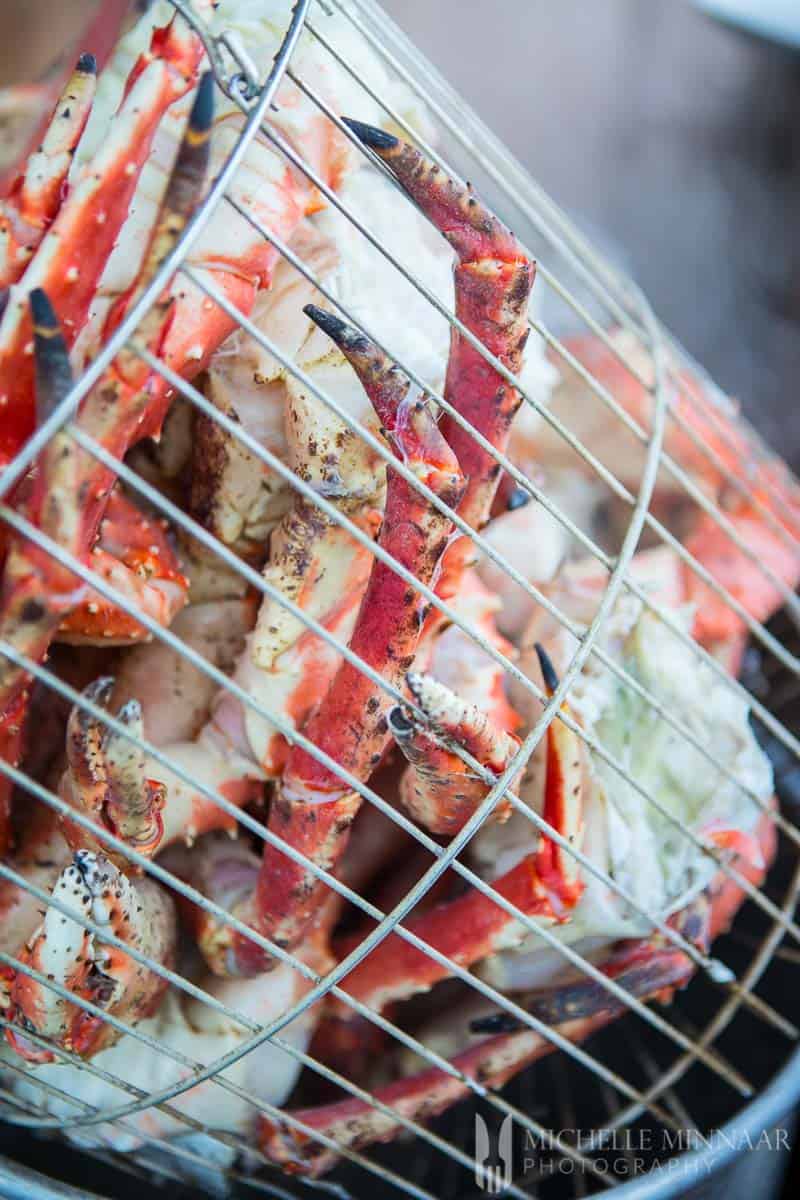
[0,1,799,1197]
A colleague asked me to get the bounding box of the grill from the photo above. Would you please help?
[0,1,798,1197]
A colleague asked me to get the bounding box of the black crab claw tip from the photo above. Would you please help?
[303,304,367,353]
[469,1011,523,1035]
[76,52,97,75]
[189,70,215,137]
[534,642,560,696]
[341,117,398,152]
[29,287,59,333]
[388,705,415,737]
[30,288,73,421]
[506,486,531,511]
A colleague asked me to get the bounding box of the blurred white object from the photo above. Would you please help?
[695,0,800,47]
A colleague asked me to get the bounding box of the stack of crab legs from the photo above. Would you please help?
[0,6,795,1181]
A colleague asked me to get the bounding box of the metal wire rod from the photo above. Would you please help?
[0,1012,349,1200]
[326,0,651,336]
[67,404,800,1034]
[0,854,548,1195]
[0,952,442,1200]
[0,719,653,1164]
[0,0,312,504]
[600,856,800,1136]
[257,80,800,675]
[297,22,800,569]
[133,291,800,927]
[219,188,792,849]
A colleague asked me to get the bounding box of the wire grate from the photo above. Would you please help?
[0,1,797,1197]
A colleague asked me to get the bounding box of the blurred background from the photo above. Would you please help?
[380,0,800,469]
[2,0,799,463]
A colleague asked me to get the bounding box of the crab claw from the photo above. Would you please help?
[59,680,166,862]
[389,671,520,835]
[7,851,176,1061]
[0,53,97,289]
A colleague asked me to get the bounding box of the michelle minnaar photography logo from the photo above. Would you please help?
[473,1114,792,1189]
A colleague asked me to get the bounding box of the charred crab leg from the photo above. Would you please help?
[7,850,176,1062]
[259,818,772,1176]
[389,671,520,835]
[342,121,535,609]
[326,648,584,1015]
[0,14,203,467]
[0,54,97,290]
[193,310,465,976]
[263,937,694,1175]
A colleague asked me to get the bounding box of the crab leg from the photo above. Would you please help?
[260,815,772,1176]
[326,650,584,1016]
[192,312,465,976]
[683,510,800,645]
[342,121,535,610]
[0,75,214,835]
[0,54,97,290]
[7,850,176,1062]
[390,671,520,835]
[0,14,203,467]
[258,904,704,1176]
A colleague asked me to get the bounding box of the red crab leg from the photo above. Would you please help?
[0,689,26,854]
[8,850,176,1062]
[342,121,535,610]
[195,311,465,976]
[389,670,520,835]
[0,73,214,787]
[0,13,203,467]
[260,815,772,1175]
[258,902,706,1175]
[325,650,584,1015]
[0,0,131,197]
[683,510,800,645]
[0,53,97,290]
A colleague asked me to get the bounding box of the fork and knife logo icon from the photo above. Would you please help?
[474,1113,513,1194]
